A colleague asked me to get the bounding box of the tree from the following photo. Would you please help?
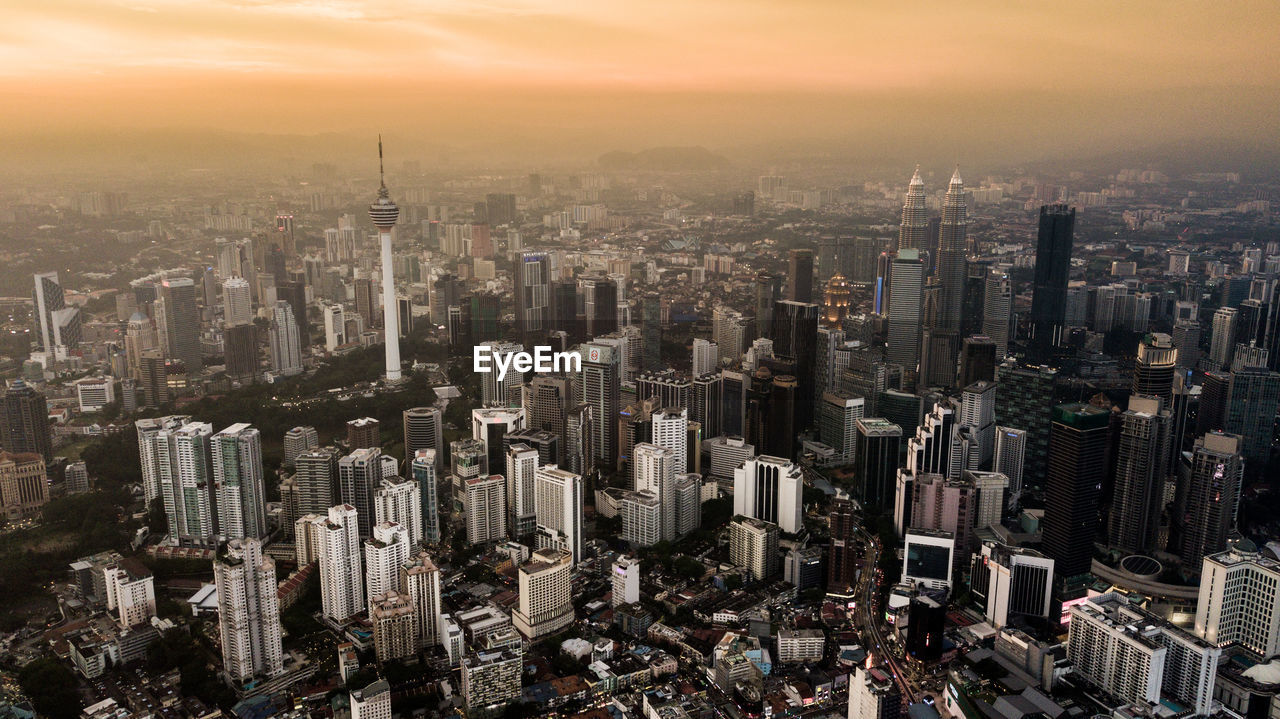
[18,658,81,719]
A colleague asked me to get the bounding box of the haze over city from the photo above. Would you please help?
[3,1,1280,171]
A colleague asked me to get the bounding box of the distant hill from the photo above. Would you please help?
[597,146,731,172]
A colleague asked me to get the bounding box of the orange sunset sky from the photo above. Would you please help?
[1,1,1278,164]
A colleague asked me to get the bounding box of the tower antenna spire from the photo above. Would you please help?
[378,134,386,189]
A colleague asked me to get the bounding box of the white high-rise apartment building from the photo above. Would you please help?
[402,551,442,649]
[692,338,720,376]
[506,443,539,539]
[533,466,584,565]
[374,475,422,547]
[134,415,190,513]
[611,556,641,607]
[212,423,267,541]
[633,443,677,541]
[733,455,803,533]
[512,547,574,641]
[465,475,508,546]
[620,490,662,547]
[214,538,283,682]
[730,517,779,581]
[223,276,252,327]
[104,560,156,628]
[282,426,318,468]
[159,421,218,544]
[1196,548,1280,658]
[314,504,364,622]
[650,407,688,473]
[364,521,411,608]
[1069,592,1220,717]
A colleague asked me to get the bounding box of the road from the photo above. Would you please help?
[853,525,919,706]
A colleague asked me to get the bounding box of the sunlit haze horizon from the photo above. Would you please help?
[3,1,1279,173]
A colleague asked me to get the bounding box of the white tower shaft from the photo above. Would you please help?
[381,229,401,381]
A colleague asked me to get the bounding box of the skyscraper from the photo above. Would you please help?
[1223,366,1280,464]
[282,426,318,468]
[374,476,422,547]
[1108,396,1171,554]
[339,447,384,538]
[995,360,1057,490]
[158,277,202,373]
[347,417,381,450]
[32,271,66,353]
[402,407,443,471]
[1209,307,1238,371]
[212,423,267,541]
[1177,432,1245,571]
[828,498,859,593]
[154,421,217,544]
[222,276,253,327]
[577,340,620,470]
[633,443,677,541]
[465,475,507,545]
[730,516,779,581]
[993,427,1027,498]
[402,551,442,649]
[1134,333,1178,404]
[533,466,584,565]
[692,338,719,376]
[368,137,402,382]
[856,418,903,514]
[268,301,302,375]
[579,276,618,337]
[981,269,1012,359]
[1041,403,1110,579]
[0,380,52,463]
[887,249,925,380]
[314,505,364,622]
[506,442,539,539]
[771,300,820,430]
[364,521,411,607]
[936,168,968,335]
[214,538,283,683]
[294,447,338,517]
[898,167,928,252]
[1196,548,1280,657]
[512,547,574,641]
[787,249,814,303]
[514,251,550,339]
[1028,204,1076,361]
[410,450,440,544]
[733,455,803,533]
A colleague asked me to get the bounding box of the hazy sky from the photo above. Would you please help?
[2,1,1279,165]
